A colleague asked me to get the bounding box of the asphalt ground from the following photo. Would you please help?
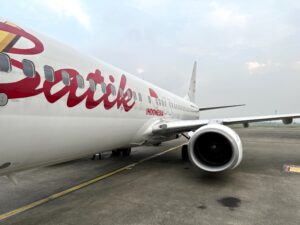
[0,126,300,225]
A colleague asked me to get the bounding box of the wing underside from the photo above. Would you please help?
[199,104,245,111]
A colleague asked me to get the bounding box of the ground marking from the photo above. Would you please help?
[0,144,186,221]
[283,164,300,173]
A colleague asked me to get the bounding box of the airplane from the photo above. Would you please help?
[0,20,299,177]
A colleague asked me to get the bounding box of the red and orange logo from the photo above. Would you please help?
[0,21,21,52]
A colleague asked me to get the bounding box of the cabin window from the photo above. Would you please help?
[127,90,132,99]
[101,82,106,93]
[110,84,116,96]
[44,65,54,82]
[133,91,137,100]
[119,88,124,97]
[76,74,85,89]
[0,53,11,72]
[89,79,96,92]
[62,70,70,86]
[22,59,35,77]
[138,93,142,102]
[0,93,8,106]
[148,96,151,104]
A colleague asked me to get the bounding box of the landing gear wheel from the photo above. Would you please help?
[121,148,131,157]
[181,145,189,161]
[92,153,102,160]
[111,150,121,157]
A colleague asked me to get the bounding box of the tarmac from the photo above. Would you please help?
[0,126,300,225]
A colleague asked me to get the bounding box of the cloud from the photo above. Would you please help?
[42,0,91,30]
[208,2,248,27]
[246,61,266,73]
[245,61,281,74]
[136,68,145,74]
[133,0,171,13]
[292,61,300,70]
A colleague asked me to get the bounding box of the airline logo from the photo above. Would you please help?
[0,22,135,112]
[0,22,20,52]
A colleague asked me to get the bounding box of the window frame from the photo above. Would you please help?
[89,79,96,92]
[61,70,71,86]
[44,65,55,82]
[138,93,142,102]
[0,53,11,73]
[119,88,124,97]
[101,82,107,94]
[76,74,85,89]
[110,84,116,96]
[133,91,137,100]
[22,59,35,78]
[127,89,132,99]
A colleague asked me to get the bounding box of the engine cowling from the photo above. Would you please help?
[188,124,243,172]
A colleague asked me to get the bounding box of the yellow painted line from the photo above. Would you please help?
[0,144,186,221]
[285,165,300,173]
[289,166,300,173]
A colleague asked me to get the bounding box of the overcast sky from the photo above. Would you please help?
[1,0,300,118]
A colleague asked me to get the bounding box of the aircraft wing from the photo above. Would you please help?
[152,113,300,135]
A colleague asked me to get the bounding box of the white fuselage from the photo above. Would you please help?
[0,21,199,175]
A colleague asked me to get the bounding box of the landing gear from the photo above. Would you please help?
[111,148,132,157]
[92,153,102,160]
[111,149,121,157]
[121,148,131,156]
[181,145,189,161]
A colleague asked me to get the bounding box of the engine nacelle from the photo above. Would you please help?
[188,124,243,172]
[282,117,293,125]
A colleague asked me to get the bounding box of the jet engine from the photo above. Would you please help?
[188,124,243,172]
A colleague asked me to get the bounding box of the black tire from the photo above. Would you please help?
[121,148,131,157]
[111,150,121,157]
[181,145,189,161]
